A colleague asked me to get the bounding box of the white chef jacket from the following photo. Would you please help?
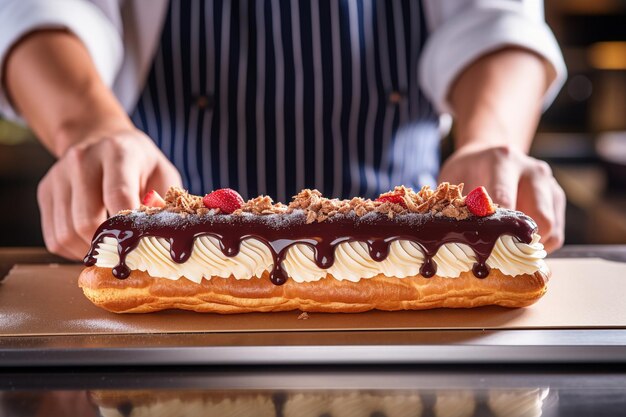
[0,0,566,122]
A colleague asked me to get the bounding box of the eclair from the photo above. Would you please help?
[79,183,550,313]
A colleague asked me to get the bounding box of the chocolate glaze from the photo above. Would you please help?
[84,210,537,284]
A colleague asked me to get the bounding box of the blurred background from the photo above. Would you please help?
[0,0,625,247]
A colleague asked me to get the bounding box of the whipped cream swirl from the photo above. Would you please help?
[94,230,547,283]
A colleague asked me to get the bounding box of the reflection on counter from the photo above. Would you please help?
[0,389,553,417]
[0,391,98,417]
[84,389,554,417]
[5,367,626,417]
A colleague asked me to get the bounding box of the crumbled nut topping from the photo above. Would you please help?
[130,182,473,221]
[284,182,470,222]
[234,195,288,215]
[137,186,204,216]
[164,187,204,213]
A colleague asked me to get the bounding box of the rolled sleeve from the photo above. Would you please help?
[419,0,567,114]
[0,0,123,121]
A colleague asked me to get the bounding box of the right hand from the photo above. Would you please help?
[37,128,182,260]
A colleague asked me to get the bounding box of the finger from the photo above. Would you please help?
[542,235,560,254]
[437,157,463,185]
[37,175,69,258]
[542,178,566,253]
[102,152,142,214]
[52,173,88,260]
[439,166,476,194]
[486,148,521,209]
[68,148,106,245]
[144,160,183,197]
[516,165,557,242]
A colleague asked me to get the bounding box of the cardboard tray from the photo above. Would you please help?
[1,259,626,365]
[2,259,626,336]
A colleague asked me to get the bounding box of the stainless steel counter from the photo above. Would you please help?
[1,246,626,367]
[1,246,626,417]
[1,366,626,417]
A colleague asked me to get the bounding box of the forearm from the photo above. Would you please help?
[3,30,131,157]
[449,47,555,153]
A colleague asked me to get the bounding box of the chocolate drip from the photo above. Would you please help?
[84,210,537,284]
[419,257,437,278]
[473,261,491,278]
[368,239,390,262]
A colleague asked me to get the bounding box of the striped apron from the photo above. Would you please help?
[131,0,439,202]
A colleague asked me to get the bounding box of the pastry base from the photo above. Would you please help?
[78,266,549,313]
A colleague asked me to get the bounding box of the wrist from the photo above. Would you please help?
[454,124,531,153]
[453,111,532,153]
[451,141,528,160]
[51,85,134,156]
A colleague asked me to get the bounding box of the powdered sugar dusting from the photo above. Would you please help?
[0,311,32,332]
[64,318,144,333]
[121,207,463,232]
[122,208,309,231]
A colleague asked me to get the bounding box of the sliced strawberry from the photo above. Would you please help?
[376,190,407,208]
[141,190,166,208]
[203,188,244,214]
[465,186,496,217]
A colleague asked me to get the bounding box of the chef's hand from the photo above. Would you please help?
[438,143,565,252]
[2,30,182,260]
[37,128,181,260]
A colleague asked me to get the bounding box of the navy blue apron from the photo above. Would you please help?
[131,0,439,202]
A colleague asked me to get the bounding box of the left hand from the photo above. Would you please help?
[438,144,565,253]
